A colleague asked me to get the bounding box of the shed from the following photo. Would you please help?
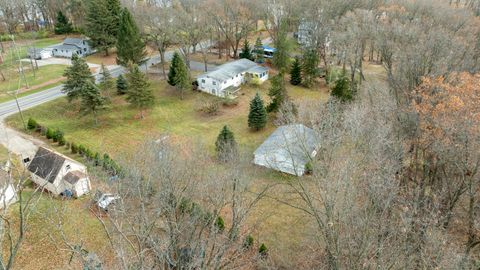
[253,124,318,176]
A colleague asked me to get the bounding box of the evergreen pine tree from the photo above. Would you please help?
[116,74,128,95]
[167,52,181,86]
[116,7,146,66]
[99,64,114,92]
[239,40,253,61]
[172,53,190,99]
[254,37,265,63]
[126,64,154,118]
[302,49,319,88]
[248,93,267,131]
[215,125,238,162]
[85,0,118,55]
[267,74,287,113]
[80,81,108,125]
[331,75,353,102]
[106,0,122,33]
[62,54,94,102]
[54,11,73,35]
[290,57,302,85]
[273,21,291,73]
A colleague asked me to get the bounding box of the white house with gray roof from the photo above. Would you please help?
[52,38,93,58]
[27,147,91,197]
[254,124,319,176]
[27,37,93,59]
[197,59,269,97]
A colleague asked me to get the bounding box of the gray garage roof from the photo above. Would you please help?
[198,59,264,81]
[254,124,318,166]
[64,170,86,184]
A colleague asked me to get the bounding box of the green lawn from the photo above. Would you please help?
[0,65,66,100]
[0,144,8,163]
[7,77,328,159]
[0,37,63,67]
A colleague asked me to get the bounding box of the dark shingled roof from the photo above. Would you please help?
[27,147,66,183]
[64,171,86,185]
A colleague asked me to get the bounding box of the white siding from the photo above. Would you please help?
[0,184,16,209]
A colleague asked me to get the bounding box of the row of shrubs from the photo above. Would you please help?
[27,118,123,176]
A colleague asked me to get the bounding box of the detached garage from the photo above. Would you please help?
[254,124,318,176]
[27,147,91,198]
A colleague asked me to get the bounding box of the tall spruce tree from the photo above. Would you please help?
[302,49,319,88]
[54,11,73,35]
[126,64,154,118]
[267,74,287,113]
[116,74,128,95]
[248,93,267,131]
[116,8,146,66]
[290,57,302,85]
[80,81,108,125]
[239,40,253,61]
[215,125,238,162]
[85,0,118,55]
[168,52,181,86]
[106,0,122,32]
[99,64,114,92]
[254,37,265,63]
[273,21,291,73]
[331,75,353,102]
[171,53,190,99]
[62,54,94,102]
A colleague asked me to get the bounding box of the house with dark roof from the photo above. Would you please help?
[253,124,319,176]
[0,169,17,209]
[196,59,269,98]
[51,38,93,58]
[27,147,91,197]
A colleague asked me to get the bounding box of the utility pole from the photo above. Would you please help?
[11,35,29,89]
[7,91,27,131]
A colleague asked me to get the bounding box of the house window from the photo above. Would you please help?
[66,164,71,170]
[201,79,205,83]
[213,81,216,85]
[84,48,87,52]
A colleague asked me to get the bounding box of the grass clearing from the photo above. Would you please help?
[0,65,66,100]
[7,76,329,158]
[0,144,8,163]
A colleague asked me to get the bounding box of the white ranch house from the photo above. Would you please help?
[197,59,269,97]
[254,124,319,176]
[28,37,93,60]
[27,147,91,197]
